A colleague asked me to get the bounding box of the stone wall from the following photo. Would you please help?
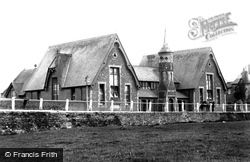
[1,111,250,135]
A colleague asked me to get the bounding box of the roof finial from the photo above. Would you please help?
[158,28,172,54]
[163,27,166,46]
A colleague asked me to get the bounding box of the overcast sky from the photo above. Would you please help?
[0,0,249,93]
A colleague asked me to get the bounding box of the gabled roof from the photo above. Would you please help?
[24,34,140,91]
[13,69,34,95]
[139,47,227,90]
[4,69,34,96]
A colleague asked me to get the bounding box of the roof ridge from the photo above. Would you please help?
[174,47,212,54]
[141,47,212,57]
[49,33,117,49]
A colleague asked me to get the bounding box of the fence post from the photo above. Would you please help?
[196,103,200,112]
[65,99,69,111]
[11,97,15,110]
[181,102,184,112]
[245,103,248,112]
[222,103,225,112]
[110,100,114,112]
[130,101,133,111]
[39,98,43,110]
[148,101,152,112]
[89,99,93,111]
[234,103,237,112]
[165,101,169,112]
[210,103,212,112]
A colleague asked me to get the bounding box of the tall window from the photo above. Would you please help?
[52,78,59,100]
[71,88,75,100]
[199,88,204,103]
[206,74,213,100]
[216,88,221,104]
[99,84,105,105]
[125,85,131,105]
[110,67,120,100]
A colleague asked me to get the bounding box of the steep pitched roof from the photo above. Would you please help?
[24,34,140,91]
[13,69,34,95]
[4,69,34,96]
[139,47,227,90]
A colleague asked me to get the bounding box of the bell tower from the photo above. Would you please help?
[158,31,176,111]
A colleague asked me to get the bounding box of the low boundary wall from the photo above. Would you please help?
[1,111,250,135]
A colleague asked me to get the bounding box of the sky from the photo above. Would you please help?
[0,0,249,93]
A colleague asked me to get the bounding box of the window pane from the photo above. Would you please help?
[114,75,118,86]
[52,78,58,100]
[207,90,213,100]
[110,67,120,100]
[125,85,130,103]
[206,74,213,100]
[99,84,105,105]
[216,89,220,104]
[111,86,119,98]
[199,88,203,103]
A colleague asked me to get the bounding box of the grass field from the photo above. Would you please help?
[0,121,250,162]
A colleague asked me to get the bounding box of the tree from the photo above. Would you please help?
[234,70,248,103]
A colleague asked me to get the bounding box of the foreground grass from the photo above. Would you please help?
[0,121,250,162]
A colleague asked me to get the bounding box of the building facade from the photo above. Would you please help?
[3,33,227,111]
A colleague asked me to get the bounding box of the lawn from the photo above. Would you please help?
[0,121,250,162]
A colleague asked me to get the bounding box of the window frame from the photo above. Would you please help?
[206,73,214,101]
[98,82,106,106]
[52,77,59,100]
[216,87,221,104]
[199,86,204,103]
[109,65,121,101]
[71,88,76,100]
[125,83,131,105]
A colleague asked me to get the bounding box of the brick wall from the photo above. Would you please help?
[91,43,138,111]
[25,43,138,112]
[195,56,226,105]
